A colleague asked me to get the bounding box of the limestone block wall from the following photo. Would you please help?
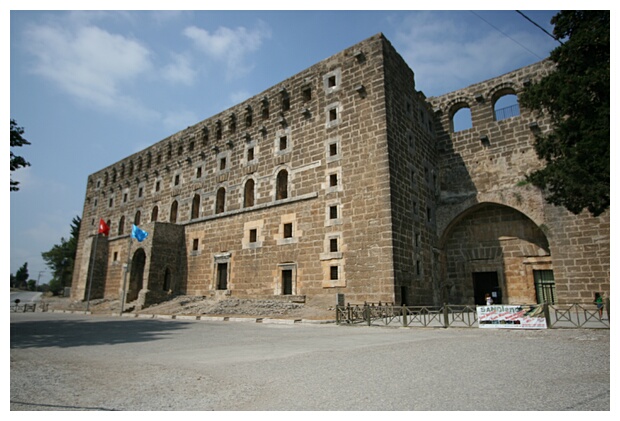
[429,60,610,305]
[72,34,398,307]
[382,38,438,305]
[541,204,610,304]
[72,33,609,308]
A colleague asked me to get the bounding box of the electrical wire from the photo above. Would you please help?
[515,10,564,45]
[469,11,544,60]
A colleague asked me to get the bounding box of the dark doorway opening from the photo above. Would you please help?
[400,286,408,306]
[282,269,293,295]
[217,263,228,290]
[128,249,146,302]
[472,271,500,305]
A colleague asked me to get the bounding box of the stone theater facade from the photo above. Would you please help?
[71,34,610,309]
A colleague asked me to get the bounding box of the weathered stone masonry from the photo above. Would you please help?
[71,33,610,309]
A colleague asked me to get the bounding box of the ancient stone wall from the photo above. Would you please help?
[72,33,609,309]
[72,34,398,307]
[382,38,438,305]
[429,60,610,305]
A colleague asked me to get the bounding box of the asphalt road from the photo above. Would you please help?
[10,291,42,306]
[10,312,610,411]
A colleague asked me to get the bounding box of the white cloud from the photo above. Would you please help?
[23,22,156,118]
[161,53,197,86]
[183,22,272,79]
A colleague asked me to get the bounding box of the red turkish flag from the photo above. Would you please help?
[98,219,110,236]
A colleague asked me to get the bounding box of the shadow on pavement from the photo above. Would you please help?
[10,316,192,349]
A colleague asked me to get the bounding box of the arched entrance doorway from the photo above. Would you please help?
[127,248,146,303]
[440,203,552,305]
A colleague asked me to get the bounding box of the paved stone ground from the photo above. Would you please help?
[10,312,610,411]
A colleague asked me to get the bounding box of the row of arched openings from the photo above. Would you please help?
[451,92,520,133]
[109,169,289,234]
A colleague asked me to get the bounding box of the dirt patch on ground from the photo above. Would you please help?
[39,294,336,321]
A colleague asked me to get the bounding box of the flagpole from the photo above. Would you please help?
[120,234,133,316]
[85,230,99,313]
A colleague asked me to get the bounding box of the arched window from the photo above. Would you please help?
[134,210,141,226]
[170,200,178,223]
[151,206,158,222]
[191,194,200,219]
[244,179,255,208]
[216,187,226,214]
[493,92,520,121]
[118,216,125,235]
[451,105,473,132]
[276,170,288,200]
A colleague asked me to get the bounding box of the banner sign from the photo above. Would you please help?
[477,305,547,329]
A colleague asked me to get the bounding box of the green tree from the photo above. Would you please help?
[10,119,31,192]
[13,262,29,289]
[519,11,609,216]
[42,216,81,294]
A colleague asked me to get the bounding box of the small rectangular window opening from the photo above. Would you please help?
[192,238,199,251]
[196,166,202,179]
[113,252,118,261]
[328,75,337,88]
[329,173,338,187]
[155,180,161,192]
[302,87,312,101]
[220,157,227,171]
[174,175,180,186]
[329,205,338,219]
[249,228,257,243]
[330,238,338,253]
[329,143,338,156]
[138,187,143,198]
[329,108,338,121]
[123,193,128,203]
[283,223,293,239]
[330,266,339,280]
[247,147,254,162]
[279,136,288,151]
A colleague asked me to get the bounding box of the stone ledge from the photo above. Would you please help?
[175,315,199,320]
[228,317,261,323]
[262,318,301,324]
[198,316,227,322]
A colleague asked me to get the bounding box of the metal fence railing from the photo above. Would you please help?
[336,302,610,329]
[10,303,37,313]
[495,104,520,120]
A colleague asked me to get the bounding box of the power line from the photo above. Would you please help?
[469,11,544,59]
[515,10,564,45]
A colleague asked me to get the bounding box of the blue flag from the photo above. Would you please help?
[131,224,148,242]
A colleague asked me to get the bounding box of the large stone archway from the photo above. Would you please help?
[439,203,552,305]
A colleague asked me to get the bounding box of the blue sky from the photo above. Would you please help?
[7,5,574,285]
